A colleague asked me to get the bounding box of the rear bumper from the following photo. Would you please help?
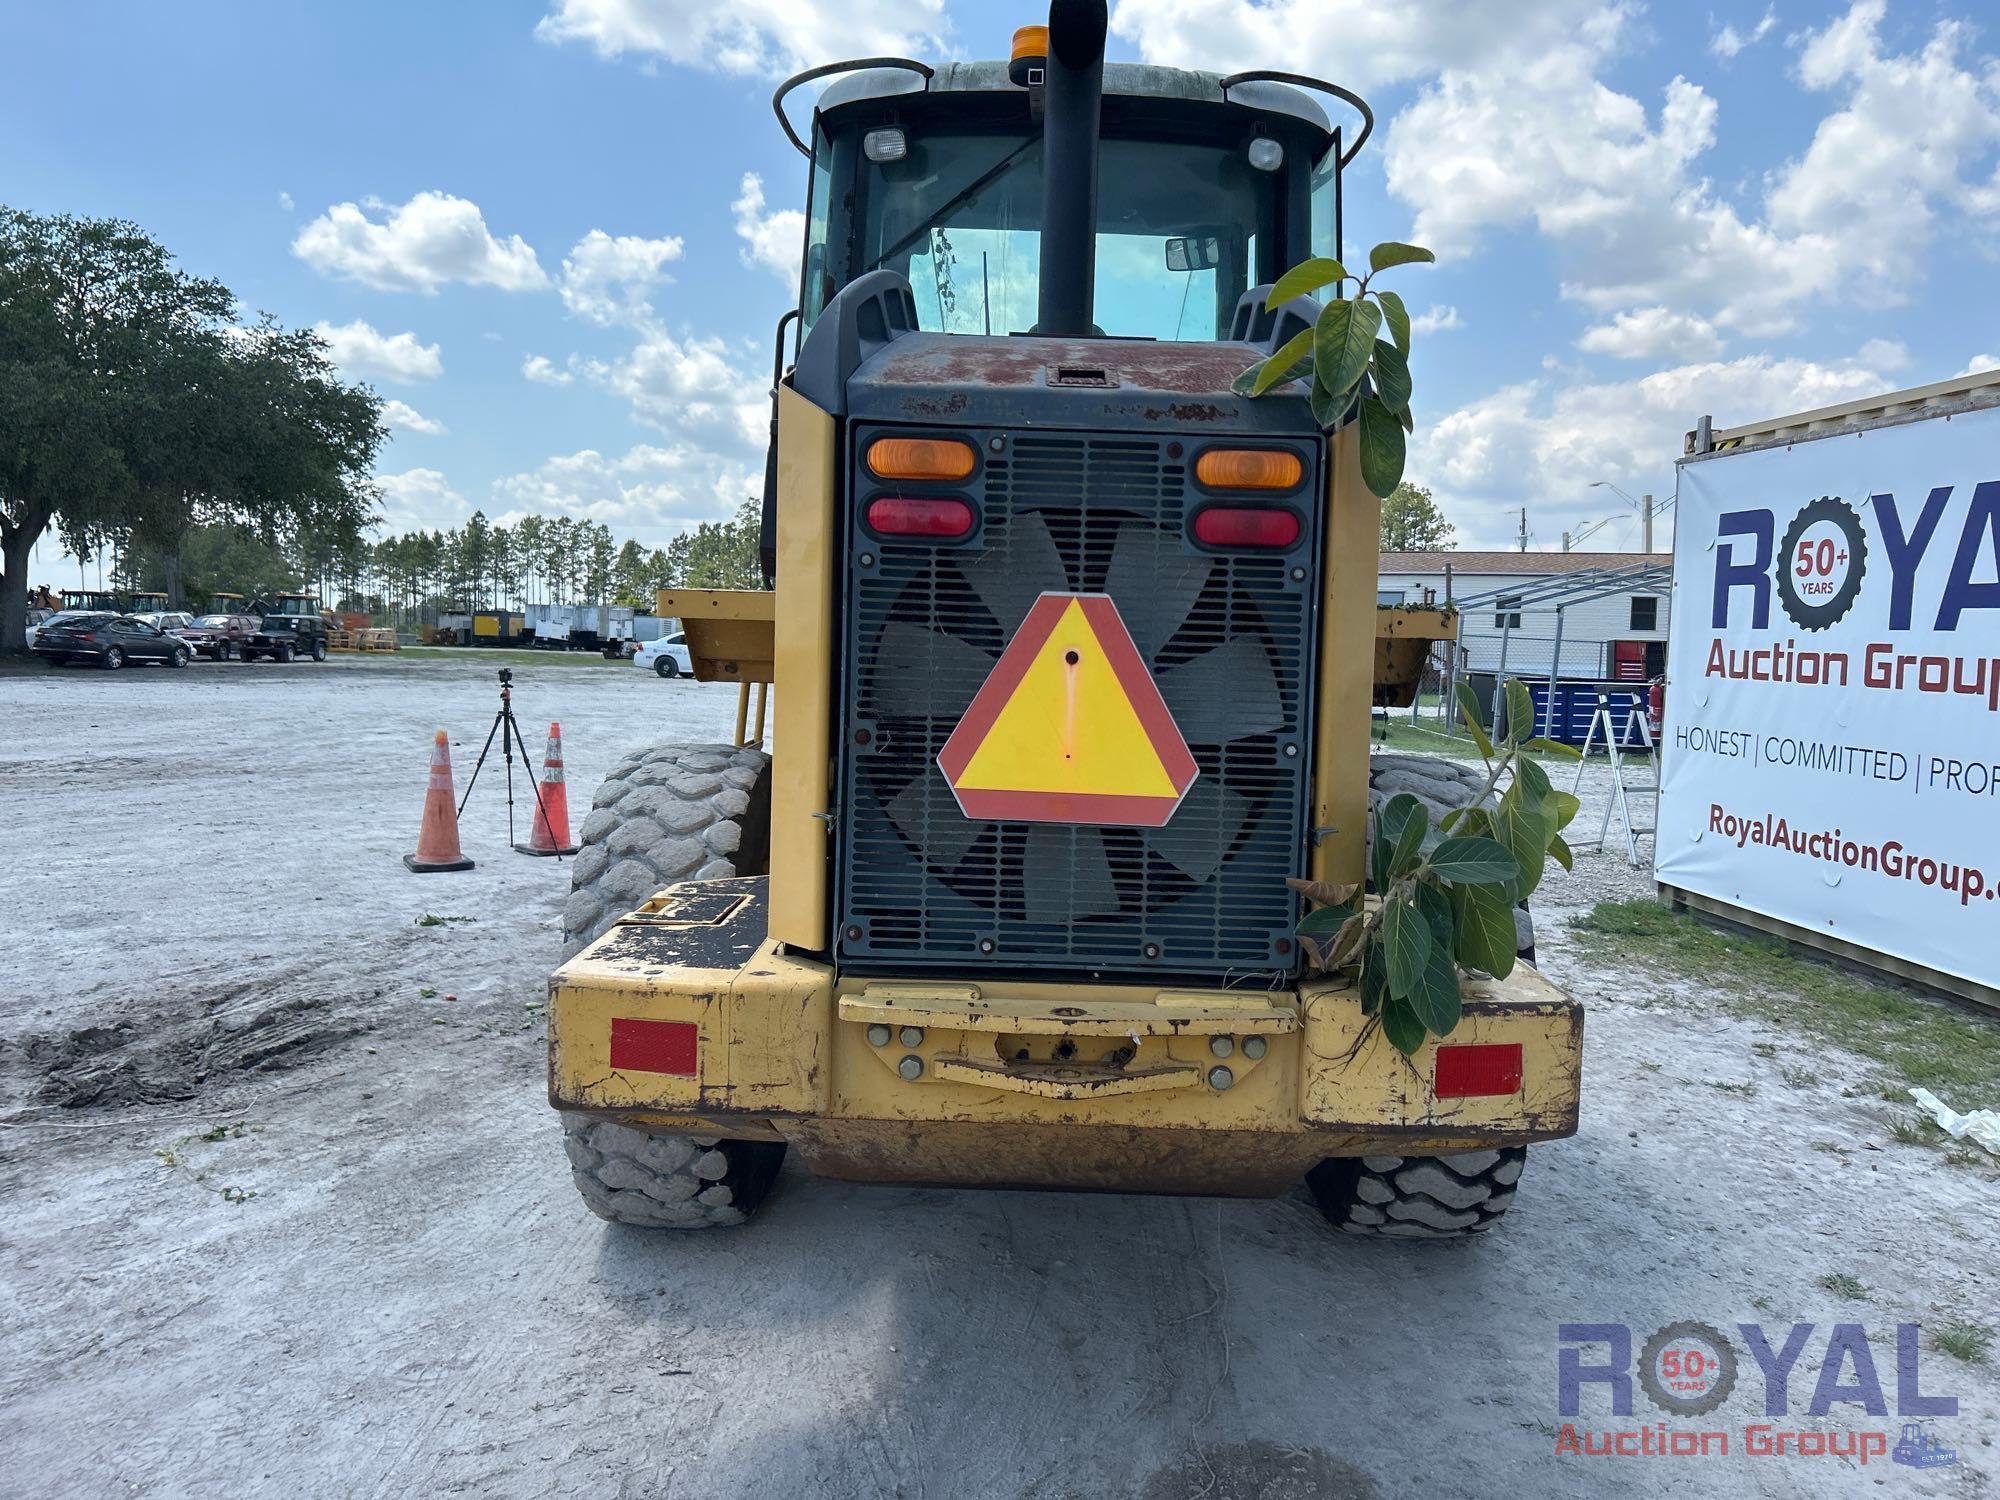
[548,878,1583,1197]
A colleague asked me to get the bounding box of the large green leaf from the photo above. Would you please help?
[1406,932,1463,1038]
[1267,257,1347,308]
[1356,395,1406,499]
[1230,362,1263,396]
[1368,241,1437,273]
[1503,679,1537,746]
[1380,993,1428,1056]
[1310,381,1355,431]
[1379,792,1429,881]
[1493,793,1556,900]
[1455,681,1494,757]
[1250,326,1315,397]
[1449,879,1518,979]
[1375,288,1411,354]
[1550,789,1582,831]
[1370,339,1412,415]
[1414,880,1455,947]
[1313,296,1381,398]
[1359,936,1388,1017]
[1383,897,1433,1001]
[1516,752,1552,804]
[1549,833,1574,872]
[1525,736,1584,761]
[1296,902,1355,939]
[1428,835,1517,885]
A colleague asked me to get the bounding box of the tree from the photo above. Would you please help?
[1380,481,1455,552]
[0,209,383,648]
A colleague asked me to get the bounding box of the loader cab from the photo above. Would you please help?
[790,61,1352,344]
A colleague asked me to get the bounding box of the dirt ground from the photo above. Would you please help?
[1,653,1994,1499]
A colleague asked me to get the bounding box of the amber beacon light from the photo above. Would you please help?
[866,436,978,482]
[1195,448,1303,491]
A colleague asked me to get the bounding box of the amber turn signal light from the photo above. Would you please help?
[866,437,977,482]
[1194,448,1303,491]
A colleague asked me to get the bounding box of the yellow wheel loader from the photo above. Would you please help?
[549,1,1582,1237]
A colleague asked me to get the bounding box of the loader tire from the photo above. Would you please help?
[561,742,772,959]
[561,1114,785,1229]
[1306,1148,1527,1238]
[1368,752,1534,959]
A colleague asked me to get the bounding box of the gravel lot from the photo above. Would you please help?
[0,654,1993,1498]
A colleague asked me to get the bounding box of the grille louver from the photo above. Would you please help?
[838,429,1319,977]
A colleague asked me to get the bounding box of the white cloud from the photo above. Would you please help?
[494,444,755,534]
[293,191,548,294]
[522,353,575,385]
[1576,307,1724,360]
[535,0,948,77]
[1710,7,1777,60]
[558,229,684,325]
[732,173,803,287]
[576,324,766,450]
[1412,304,1462,334]
[278,191,295,212]
[1120,2,2000,341]
[374,468,469,533]
[380,399,446,436]
[1415,347,1899,546]
[1961,354,2000,376]
[313,319,443,383]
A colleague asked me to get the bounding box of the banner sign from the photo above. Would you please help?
[1657,404,2000,989]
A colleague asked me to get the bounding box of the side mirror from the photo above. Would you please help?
[1165,236,1221,273]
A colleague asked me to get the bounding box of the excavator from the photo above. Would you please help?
[545,0,1582,1237]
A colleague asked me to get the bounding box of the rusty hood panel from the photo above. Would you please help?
[847,332,1318,435]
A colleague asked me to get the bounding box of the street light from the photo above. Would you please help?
[1589,480,1656,553]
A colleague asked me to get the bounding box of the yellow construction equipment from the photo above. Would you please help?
[548,0,1581,1236]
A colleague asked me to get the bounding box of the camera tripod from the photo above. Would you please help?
[457,668,567,857]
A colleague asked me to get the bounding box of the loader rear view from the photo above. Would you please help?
[548,0,1583,1236]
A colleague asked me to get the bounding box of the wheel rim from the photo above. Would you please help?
[175,649,189,667]
[106,648,123,669]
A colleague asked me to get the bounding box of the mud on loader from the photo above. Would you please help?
[548,1,1582,1236]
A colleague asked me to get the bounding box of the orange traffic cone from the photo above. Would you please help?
[516,721,580,857]
[404,729,474,872]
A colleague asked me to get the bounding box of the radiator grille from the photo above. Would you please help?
[837,427,1320,978]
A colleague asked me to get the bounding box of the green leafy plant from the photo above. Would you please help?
[1231,242,1436,498]
[1291,679,1580,1056]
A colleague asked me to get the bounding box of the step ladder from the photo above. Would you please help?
[1570,696,1658,866]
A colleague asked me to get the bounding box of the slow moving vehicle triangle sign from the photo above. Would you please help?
[937,592,1197,827]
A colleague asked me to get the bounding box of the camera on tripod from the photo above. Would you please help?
[497,667,514,686]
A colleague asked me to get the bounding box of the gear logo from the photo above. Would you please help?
[1639,1320,1740,1416]
[1776,495,1867,632]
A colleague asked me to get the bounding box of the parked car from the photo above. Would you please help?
[132,611,196,634]
[172,612,260,660]
[23,607,59,648]
[632,632,693,679]
[240,612,328,663]
[33,614,193,669]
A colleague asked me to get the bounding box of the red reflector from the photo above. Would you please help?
[1192,506,1301,549]
[1433,1042,1523,1098]
[866,496,974,538]
[608,1017,698,1076]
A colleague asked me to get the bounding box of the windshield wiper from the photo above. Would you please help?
[868,136,1041,274]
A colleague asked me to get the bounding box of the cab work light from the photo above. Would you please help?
[1194,447,1302,491]
[1192,506,1301,549]
[1433,1042,1524,1099]
[866,436,977,482]
[866,496,975,538]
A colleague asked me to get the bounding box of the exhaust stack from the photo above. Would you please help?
[1034,0,1106,337]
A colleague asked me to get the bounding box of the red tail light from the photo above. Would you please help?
[1433,1042,1523,1098]
[1192,506,1302,549]
[866,496,975,539]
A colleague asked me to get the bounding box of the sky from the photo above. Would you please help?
[5,0,1998,564]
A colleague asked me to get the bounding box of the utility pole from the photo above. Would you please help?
[1640,493,1654,553]
[1518,508,1529,553]
[1561,531,1573,553]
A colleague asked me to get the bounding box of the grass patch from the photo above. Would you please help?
[1780,1066,1821,1088]
[1930,1322,1993,1364]
[1572,900,2000,1097]
[1817,1272,1869,1301]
